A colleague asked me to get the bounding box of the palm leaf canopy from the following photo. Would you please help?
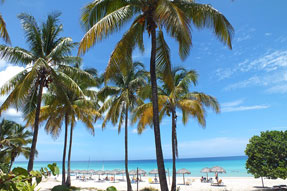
[79,0,234,78]
[0,13,83,120]
[98,61,147,132]
[133,67,220,132]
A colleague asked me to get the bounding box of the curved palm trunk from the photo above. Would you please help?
[9,154,15,172]
[171,111,177,191]
[65,125,73,187]
[27,80,44,172]
[62,114,68,185]
[125,108,132,191]
[150,24,168,191]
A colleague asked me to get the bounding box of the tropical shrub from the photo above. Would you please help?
[0,163,59,191]
[51,185,69,191]
[245,131,287,187]
[140,187,158,191]
[106,186,117,191]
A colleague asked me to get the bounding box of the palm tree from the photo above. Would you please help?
[79,1,233,189]
[0,12,83,172]
[0,1,10,44]
[0,119,34,172]
[133,68,220,191]
[98,61,147,191]
[26,67,101,186]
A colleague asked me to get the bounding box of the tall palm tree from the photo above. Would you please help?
[0,119,34,172]
[133,68,219,190]
[0,12,83,172]
[98,61,147,191]
[26,67,100,186]
[79,1,233,189]
[26,66,101,186]
[0,0,10,44]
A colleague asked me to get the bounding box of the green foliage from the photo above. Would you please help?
[0,163,9,173]
[51,185,69,191]
[106,186,117,191]
[0,163,59,191]
[245,131,287,179]
[140,187,158,191]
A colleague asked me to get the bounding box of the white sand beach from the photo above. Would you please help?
[37,175,287,191]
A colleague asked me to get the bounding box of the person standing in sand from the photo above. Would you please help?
[215,172,218,183]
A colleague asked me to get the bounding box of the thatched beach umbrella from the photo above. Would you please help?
[110,169,119,182]
[210,166,226,181]
[210,166,226,173]
[200,167,211,179]
[176,168,191,185]
[129,170,137,175]
[149,169,159,178]
[95,170,105,179]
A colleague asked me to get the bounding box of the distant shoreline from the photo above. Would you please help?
[16,155,246,162]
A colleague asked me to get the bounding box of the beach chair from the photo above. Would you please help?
[211,179,223,186]
[186,179,191,185]
[148,178,154,184]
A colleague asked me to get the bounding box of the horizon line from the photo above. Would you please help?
[16,155,246,163]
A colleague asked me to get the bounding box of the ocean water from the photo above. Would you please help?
[13,156,250,177]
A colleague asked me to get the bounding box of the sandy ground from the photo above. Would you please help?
[37,175,287,191]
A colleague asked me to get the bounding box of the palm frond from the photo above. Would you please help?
[156,0,192,60]
[156,29,173,91]
[0,14,11,44]
[79,4,136,55]
[105,18,144,81]
[176,1,234,49]
[17,13,44,57]
[0,45,34,65]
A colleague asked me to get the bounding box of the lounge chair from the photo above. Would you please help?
[211,179,223,186]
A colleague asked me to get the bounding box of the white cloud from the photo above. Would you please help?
[222,105,269,112]
[265,33,272,36]
[0,62,26,121]
[266,84,287,94]
[221,99,244,107]
[221,99,269,113]
[225,71,287,91]
[236,34,251,42]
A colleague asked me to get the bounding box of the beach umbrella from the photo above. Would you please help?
[118,170,125,179]
[129,170,137,175]
[138,169,146,175]
[138,169,146,181]
[88,169,96,175]
[210,166,226,173]
[110,169,119,182]
[210,166,226,181]
[200,167,211,179]
[81,170,89,174]
[149,169,159,178]
[176,168,191,185]
[95,170,105,179]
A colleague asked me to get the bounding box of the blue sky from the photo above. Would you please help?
[1,0,287,161]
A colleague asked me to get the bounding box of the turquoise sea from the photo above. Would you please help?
[13,156,250,177]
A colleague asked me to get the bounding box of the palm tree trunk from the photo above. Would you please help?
[171,111,177,191]
[65,125,73,187]
[150,23,168,191]
[62,114,68,185]
[9,154,15,172]
[27,80,44,172]
[125,108,132,191]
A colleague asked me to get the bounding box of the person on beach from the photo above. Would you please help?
[215,172,218,182]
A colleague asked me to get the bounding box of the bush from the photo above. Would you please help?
[140,187,158,191]
[0,163,59,191]
[52,185,69,191]
[245,131,287,187]
[106,186,117,191]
